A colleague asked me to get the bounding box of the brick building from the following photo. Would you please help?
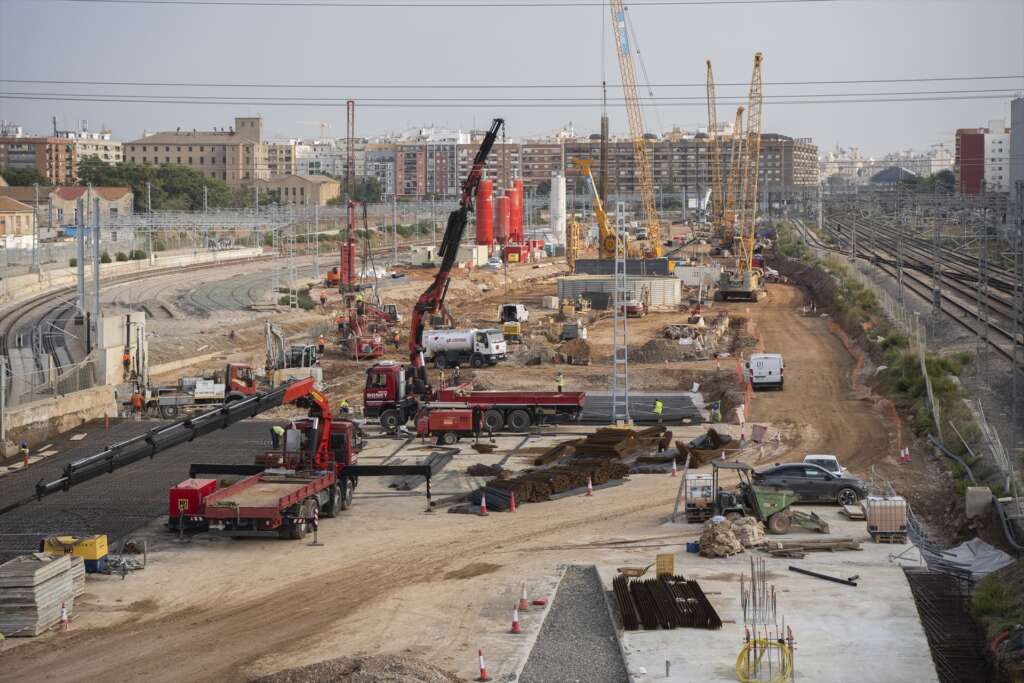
[0,137,77,185]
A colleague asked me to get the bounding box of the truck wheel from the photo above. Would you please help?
[434,355,447,369]
[339,479,354,511]
[440,431,458,445]
[767,512,792,535]
[483,409,504,433]
[322,485,340,518]
[380,409,400,432]
[507,409,531,433]
[160,405,179,419]
[470,354,484,369]
[288,518,308,540]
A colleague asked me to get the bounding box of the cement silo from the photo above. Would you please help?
[549,171,566,245]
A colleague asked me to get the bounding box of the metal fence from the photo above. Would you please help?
[3,353,98,409]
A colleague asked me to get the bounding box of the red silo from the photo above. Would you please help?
[495,194,510,245]
[506,186,521,244]
[513,179,525,242]
[476,179,494,246]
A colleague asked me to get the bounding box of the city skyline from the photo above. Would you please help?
[1,0,1021,158]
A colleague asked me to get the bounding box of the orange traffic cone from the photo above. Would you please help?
[479,492,489,516]
[477,648,491,682]
[671,458,678,477]
[509,490,517,513]
[586,477,594,497]
[518,582,530,611]
[510,605,522,634]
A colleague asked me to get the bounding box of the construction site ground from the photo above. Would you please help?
[0,269,946,681]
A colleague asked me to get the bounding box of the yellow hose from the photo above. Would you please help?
[735,639,794,683]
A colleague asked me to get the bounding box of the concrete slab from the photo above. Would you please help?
[602,511,939,683]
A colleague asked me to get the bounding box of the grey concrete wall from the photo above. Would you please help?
[6,385,117,448]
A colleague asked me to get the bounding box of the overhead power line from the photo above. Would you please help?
[56,0,859,7]
[4,75,1021,90]
[0,93,1013,107]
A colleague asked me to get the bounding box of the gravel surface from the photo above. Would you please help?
[519,565,628,683]
[250,655,464,683]
[0,419,275,561]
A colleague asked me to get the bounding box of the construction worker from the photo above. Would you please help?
[318,334,326,355]
[392,330,401,351]
[19,441,29,467]
[270,424,285,450]
[131,388,144,418]
[339,398,351,414]
[319,291,328,308]
[121,348,131,379]
[654,398,665,424]
[556,371,565,393]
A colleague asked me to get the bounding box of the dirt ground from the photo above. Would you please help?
[2,265,939,680]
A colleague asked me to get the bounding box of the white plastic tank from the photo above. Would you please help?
[549,171,567,245]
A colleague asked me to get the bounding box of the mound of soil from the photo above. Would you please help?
[251,655,464,683]
[631,338,700,363]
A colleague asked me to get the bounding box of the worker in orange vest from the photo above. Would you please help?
[121,348,131,379]
[392,330,401,351]
[319,291,327,308]
[318,334,326,355]
[130,389,144,418]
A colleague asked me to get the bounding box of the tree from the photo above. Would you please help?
[341,176,383,203]
[1,167,49,186]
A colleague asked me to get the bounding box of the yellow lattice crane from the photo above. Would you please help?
[705,60,724,239]
[722,106,745,245]
[574,159,618,260]
[718,53,765,302]
[609,1,661,256]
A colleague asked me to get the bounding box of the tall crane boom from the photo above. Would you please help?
[722,106,745,245]
[609,1,661,256]
[574,159,617,259]
[737,53,764,277]
[705,60,724,236]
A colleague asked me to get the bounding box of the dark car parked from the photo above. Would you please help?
[752,463,866,506]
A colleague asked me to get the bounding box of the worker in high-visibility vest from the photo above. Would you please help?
[654,399,665,424]
[318,334,326,355]
[339,399,351,414]
[392,330,401,351]
[319,291,328,307]
[270,425,285,449]
[131,389,144,418]
[556,372,565,393]
[121,348,131,379]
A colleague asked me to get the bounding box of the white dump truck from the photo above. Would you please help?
[422,328,507,369]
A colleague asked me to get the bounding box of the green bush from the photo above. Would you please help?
[152,239,167,252]
[130,250,147,260]
[115,252,129,262]
[100,251,112,264]
[277,288,316,311]
[971,573,1014,618]
[68,257,77,267]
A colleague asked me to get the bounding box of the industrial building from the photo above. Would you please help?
[556,274,682,309]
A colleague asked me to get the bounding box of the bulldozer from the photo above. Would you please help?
[711,460,828,535]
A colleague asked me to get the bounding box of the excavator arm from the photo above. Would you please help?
[409,118,505,392]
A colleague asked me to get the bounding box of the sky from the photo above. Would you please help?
[0,0,1022,159]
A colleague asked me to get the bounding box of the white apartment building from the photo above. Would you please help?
[984,119,1010,193]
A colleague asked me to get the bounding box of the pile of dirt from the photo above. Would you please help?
[699,518,744,558]
[631,338,702,363]
[557,338,592,365]
[511,342,557,366]
[466,463,508,478]
[250,655,464,683]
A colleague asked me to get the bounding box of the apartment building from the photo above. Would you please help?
[0,136,77,184]
[956,119,1010,195]
[56,127,122,165]
[125,116,270,188]
[1011,98,1024,195]
[267,142,296,177]
[365,145,396,198]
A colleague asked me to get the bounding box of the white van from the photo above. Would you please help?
[745,352,784,390]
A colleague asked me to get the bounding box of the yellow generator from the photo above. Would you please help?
[502,321,523,343]
[42,534,108,573]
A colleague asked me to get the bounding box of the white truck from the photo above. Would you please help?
[744,352,784,390]
[423,328,507,369]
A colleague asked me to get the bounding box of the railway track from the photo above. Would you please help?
[790,218,1021,367]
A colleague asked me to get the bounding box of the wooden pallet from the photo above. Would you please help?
[870,532,907,544]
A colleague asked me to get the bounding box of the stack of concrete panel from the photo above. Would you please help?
[0,554,77,637]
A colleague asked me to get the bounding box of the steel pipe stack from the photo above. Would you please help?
[475,179,494,247]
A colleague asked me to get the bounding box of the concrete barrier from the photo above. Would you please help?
[0,247,264,305]
[6,385,117,448]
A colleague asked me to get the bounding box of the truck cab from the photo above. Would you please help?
[224,363,258,400]
[364,361,418,431]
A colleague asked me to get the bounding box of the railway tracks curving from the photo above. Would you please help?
[790,217,1021,366]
